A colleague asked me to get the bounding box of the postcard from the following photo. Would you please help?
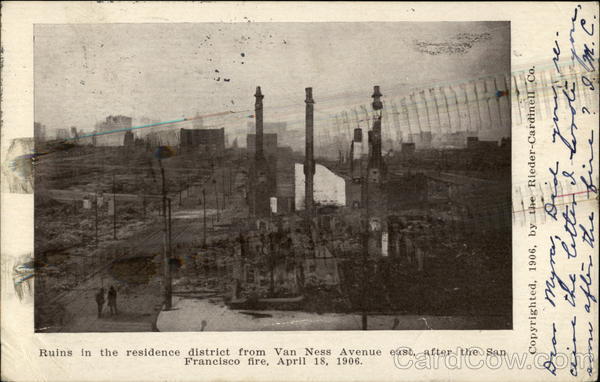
[1,2,598,381]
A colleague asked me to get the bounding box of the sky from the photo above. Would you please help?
[34,22,510,137]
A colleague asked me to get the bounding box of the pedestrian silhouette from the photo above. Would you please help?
[107,286,118,315]
[95,288,105,318]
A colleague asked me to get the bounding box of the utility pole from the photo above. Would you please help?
[166,197,172,309]
[202,188,207,247]
[179,179,183,206]
[362,174,369,331]
[112,172,117,240]
[159,159,172,310]
[95,192,99,246]
[168,198,173,262]
[213,178,220,221]
[221,168,227,205]
[187,174,191,198]
[228,167,232,197]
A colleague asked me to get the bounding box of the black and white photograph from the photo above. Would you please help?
[33,21,512,332]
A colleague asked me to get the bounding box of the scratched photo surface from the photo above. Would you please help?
[33,22,511,332]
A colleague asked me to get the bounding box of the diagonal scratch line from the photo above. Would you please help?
[63,110,246,141]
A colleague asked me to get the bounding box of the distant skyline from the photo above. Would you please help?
[35,22,510,137]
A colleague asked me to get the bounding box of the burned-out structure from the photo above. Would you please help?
[304,87,316,218]
[180,128,225,154]
[94,115,133,147]
[226,84,510,326]
[246,133,277,157]
[247,87,278,217]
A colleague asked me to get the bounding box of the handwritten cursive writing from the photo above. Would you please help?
[544,3,597,378]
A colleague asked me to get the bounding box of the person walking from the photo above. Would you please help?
[414,226,427,272]
[107,286,118,316]
[95,288,105,318]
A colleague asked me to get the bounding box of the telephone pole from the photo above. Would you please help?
[362,175,369,331]
[159,159,172,310]
[112,172,117,240]
[228,167,232,197]
[202,188,207,247]
[213,178,220,221]
[187,174,191,198]
[94,192,99,246]
[221,168,227,205]
[165,197,173,310]
[168,197,173,265]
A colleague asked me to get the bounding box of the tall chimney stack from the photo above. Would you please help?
[304,87,315,215]
[370,85,383,168]
[254,86,264,160]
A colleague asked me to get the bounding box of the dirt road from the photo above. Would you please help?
[54,266,164,332]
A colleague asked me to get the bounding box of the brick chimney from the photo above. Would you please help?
[370,85,383,169]
[254,86,264,160]
[304,87,315,215]
[351,127,363,180]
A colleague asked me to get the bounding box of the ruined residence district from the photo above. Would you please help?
[33,22,512,332]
